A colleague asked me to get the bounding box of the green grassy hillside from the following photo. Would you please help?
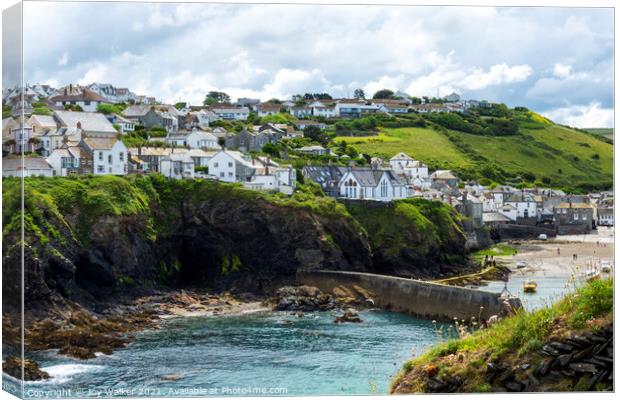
[334,121,612,192]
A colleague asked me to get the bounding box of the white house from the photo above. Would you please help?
[443,92,461,103]
[50,86,110,112]
[338,168,407,201]
[212,107,250,120]
[2,157,54,177]
[389,152,429,182]
[106,114,135,133]
[256,103,282,117]
[46,146,81,176]
[308,101,337,118]
[504,192,537,220]
[207,150,256,183]
[165,130,219,150]
[335,103,380,118]
[79,137,128,175]
[159,153,195,179]
[499,204,518,222]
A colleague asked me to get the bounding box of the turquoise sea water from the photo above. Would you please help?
[14,275,577,398]
[20,310,442,397]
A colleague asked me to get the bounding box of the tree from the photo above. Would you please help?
[372,89,395,99]
[97,103,122,115]
[203,91,230,106]
[63,104,83,112]
[217,137,226,149]
[262,143,280,157]
[353,89,365,99]
[303,125,329,145]
[174,102,187,110]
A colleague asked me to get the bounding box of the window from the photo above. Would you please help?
[108,154,112,164]
[573,213,579,220]
[220,172,224,177]
[380,180,388,197]
[228,162,233,167]
[98,152,103,161]
[119,152,124,161]
[84,101,91,106]
[228,172,233,177]
[61,157,73,168]
[97,165,104,173]
[214,162,219,167]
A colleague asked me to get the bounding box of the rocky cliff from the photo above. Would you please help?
[2,175,467,319]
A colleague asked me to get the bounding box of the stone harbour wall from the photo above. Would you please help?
[297,270,521,321]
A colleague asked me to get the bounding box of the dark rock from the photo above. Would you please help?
[549,341,574,353]
[426,378,446,392]
[504,381,523,392]
[274,286,335,312]
[541,345,560,356]
[528,373,540,386]
[572,348,593,361]
[535,359,553,376]
[560,369,576,378]
[570,335,593,347]
[569,363,598,374]
[585,333,607,343]
[497,369,514,383]
[2,357,49,381]
[593,355,613,365]
[334,310,362,324]
[583,358,607,368]
[557,354,572,367]
[586,370,608,390]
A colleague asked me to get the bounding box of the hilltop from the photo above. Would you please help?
[332,107,612,193]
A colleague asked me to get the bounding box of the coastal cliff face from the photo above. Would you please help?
[2,175,467,319]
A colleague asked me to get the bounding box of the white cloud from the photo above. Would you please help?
[57,52,69,66]
[460,64,533,91]
[21,2,613,111]
[553,63,572,79]
[542,102,613,128]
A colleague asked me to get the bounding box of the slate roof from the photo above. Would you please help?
[54,111,117,134]
[81,137,120,150]
[2,157,53,171]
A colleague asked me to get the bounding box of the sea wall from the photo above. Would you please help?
[297,270,521,321]
[495,224,556,240]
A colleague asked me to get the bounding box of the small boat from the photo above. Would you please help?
[516,261,527,269]
[584,269,600,282]
[523,279,537,293]
[601,260,612,273]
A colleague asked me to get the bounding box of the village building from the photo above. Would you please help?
[256,103,282,117]
[212,106,250,120]
[430,170,459,188]
[77,137,128,175]
[554,202,594,235]
[105,114,135,133]
[49,85,111,112]
[46,146,81,176]
[335,102,380,118]
[123,105,179,132]
[2,157,54,177]
[297,145,330,156]
[207,150,256,183]
[504,192,538,223]
[159,153,195,179]
[295,120,326,130]
[164,130,219,150]
[301,165,348,197]
[338,168,407,201]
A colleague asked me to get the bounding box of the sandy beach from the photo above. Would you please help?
[495,227,614,278]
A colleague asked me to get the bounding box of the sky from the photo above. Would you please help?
[19,1,614,127]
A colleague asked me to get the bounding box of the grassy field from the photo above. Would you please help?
[582,128,613,141]
[333,127,472,170]
[334,123,613,191]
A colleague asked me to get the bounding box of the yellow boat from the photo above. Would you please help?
[523,280,538,293]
